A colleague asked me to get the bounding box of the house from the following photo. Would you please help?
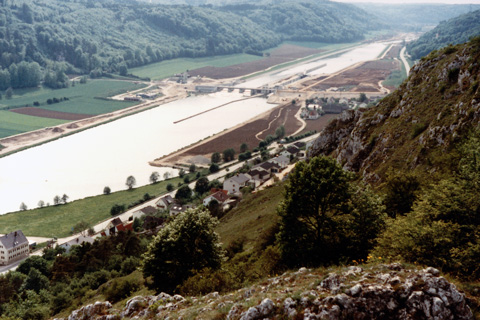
[270,155,290,169]
[258,161,281,174]
[132,205,157,220]
[223,173,251,194]
[0,230,29,266]
[247,168,270,189]
[280,145,300,159]
[169,204,194,216]
[203,190,229,207]
[104,217,123,236]
[59,236,94,253]
[294,141,306,149]
[102,218,134,237]
[155,195,175,211]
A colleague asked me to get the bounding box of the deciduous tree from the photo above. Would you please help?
[149,171,160,184]
[211,152,221,164]
[223,148,235,162]
[126,175,136,190]
[277,156,385,267]
[142,208,223,293]
[195,177,210,195]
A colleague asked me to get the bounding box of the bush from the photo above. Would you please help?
[103,277,141,303]
[179,268,237,296]
[110,204,125,216]
[209,163,219,173]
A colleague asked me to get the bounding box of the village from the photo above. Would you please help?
[0,133,314,270]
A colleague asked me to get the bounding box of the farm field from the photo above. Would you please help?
[189,44,323,79]
[0,80,146,138]
[0,111,67,138]
[130,53,264,80]
[0,80,146,112]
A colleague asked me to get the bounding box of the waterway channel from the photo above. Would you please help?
[0,41,388,215]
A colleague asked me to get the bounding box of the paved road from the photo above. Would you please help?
[400,46,411,77]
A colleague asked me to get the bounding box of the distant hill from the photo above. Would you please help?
[309,36,480,184]
[354,3,480,32]
[219,1,383,43]
[407,9,480,60]
[0,0,381,90]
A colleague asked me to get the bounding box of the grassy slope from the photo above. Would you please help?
[0,177,186,238]
[216,183,283,252]
[0,111,67,138]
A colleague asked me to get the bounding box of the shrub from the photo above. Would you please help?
[110,204,125,216]
[103,277,141,303]
[209,163,219,173]
[178,268,237,296]
[411,122,427,139]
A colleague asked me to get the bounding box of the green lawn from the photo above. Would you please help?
[0,80,146,114]
[0,111,67,138]
[130,53,264,80]
[0,176,189,238]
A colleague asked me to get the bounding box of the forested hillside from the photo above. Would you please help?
[407,9,480,60]
[0,0,381,90]
[354,3,480,32]
[219,1,381,43]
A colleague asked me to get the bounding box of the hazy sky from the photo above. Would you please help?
[332,0,480,3]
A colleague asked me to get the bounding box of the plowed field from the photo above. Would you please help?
[189,44,322,79]
[10,107,91,121]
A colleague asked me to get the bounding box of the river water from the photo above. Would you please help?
[0,42,387,215]
[0,92,274,215]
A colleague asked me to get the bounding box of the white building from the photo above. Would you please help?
[223,174,250,194]
[0,230,29,266]
[59,236,95,253]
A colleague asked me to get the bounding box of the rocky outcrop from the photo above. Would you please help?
[309,39,480,183]
[58,264,473,320]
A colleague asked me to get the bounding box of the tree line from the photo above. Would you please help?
[0,0,381,89]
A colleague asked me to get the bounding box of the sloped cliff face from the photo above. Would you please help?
[309,38,480,183]
[56,264,473,320]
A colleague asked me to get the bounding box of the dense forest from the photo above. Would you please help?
[407,9,480,60]
[0,0,382,90]
[354,3,480,32]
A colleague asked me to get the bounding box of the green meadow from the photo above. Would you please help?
[0,80,146,113]
[0,176,190,238]
[0,111,67,138]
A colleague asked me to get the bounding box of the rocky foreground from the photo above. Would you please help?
[56,263,474,320]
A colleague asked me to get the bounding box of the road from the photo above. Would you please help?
[400,46,411,77]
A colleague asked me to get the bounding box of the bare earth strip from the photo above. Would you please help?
[10,107,91,121]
